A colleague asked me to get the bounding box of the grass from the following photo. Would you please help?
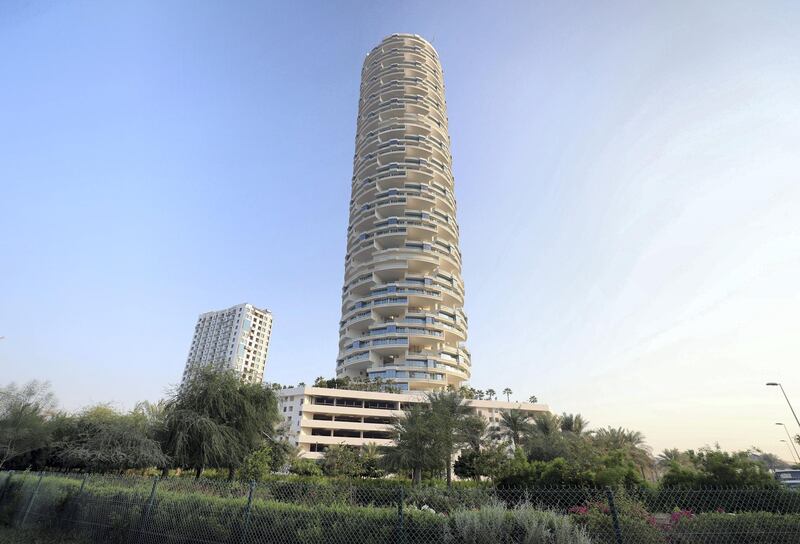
[0,526,89,543]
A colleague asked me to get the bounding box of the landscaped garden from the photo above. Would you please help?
[2,371,800,542]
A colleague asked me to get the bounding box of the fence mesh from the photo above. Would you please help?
[1,470,799,543]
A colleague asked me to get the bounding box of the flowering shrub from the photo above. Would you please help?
[568,492,665,544]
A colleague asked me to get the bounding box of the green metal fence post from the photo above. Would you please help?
[240,480,256,544]
[605,487,623,544]
[20,471,44,528]
[135,476,159,544]
[397,486,405,544]
[0,471,14,506]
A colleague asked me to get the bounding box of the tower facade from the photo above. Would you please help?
[182,303,273,385]
[337,34,470,392]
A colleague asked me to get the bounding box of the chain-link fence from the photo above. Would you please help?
[1,470,799,543]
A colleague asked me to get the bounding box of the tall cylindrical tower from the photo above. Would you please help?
[337,34,470,392]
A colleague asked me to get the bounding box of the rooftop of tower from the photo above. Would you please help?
[365,33,440,60]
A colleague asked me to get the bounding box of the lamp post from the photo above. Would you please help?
[776,423,800,461]
[766,383,800,431]
[780,440,798,464]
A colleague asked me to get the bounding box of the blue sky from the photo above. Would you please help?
[1,0,799,460]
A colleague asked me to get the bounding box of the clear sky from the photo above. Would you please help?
[2,0,799,462]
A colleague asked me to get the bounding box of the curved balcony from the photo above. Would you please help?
[339,34,469,390]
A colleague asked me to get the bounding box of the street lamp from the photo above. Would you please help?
[776,423,800,461]
[780,440,798,463]
[766,382,800,431]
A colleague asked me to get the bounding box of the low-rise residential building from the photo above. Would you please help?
[277,386,549,459]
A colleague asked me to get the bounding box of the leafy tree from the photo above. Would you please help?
[51,405,168,472]
[592,426,654,481]
[0,380,57,469]
[161,368,280,478]
[459,414,489,454]
[661,447,780,488]
[428,390,471,486]
[486,389,496,401]
[528,396,538,403]
[503,388,513,402]
[476,442,511,481]
[382,404,439,485]
[239,446,274,482]
[321,444,363,477]
[453,450,480,480]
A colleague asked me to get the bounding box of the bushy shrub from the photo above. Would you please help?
[289,458,322,476]
[661,449,780,489]
[669,511,800,544]
[569,491,664,544]
[448,501,592,544]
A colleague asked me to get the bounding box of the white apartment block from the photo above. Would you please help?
[277,386,549,459]
[181,303,273,385]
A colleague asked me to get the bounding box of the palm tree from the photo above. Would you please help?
[656,448,683,468]
[559,413,589,435]
[503,388,513,402]
[486,389,496,401]
[531,412,562,436]
[496,409,532,449]
[475,390,485,400]
[593,426,654,481]
[382,404,438,485]
[528,395,538,403]
[428,390,472,486]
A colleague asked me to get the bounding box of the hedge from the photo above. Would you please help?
[670,512,800,544]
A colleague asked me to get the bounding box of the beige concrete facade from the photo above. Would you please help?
[338,34,470,392]
[278,386,549,459]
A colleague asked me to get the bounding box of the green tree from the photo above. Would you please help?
[453,450,480,480]
[503,388,513,402]
[656,448,685,469]
[559,413,589,435]
[528,395,538,403]
[321,444,363,477]
[496,409,532,449]
[428,390,472,486]
[662,447,780,488]
[359,442,384,478]
[289,457,322,476]
[239,446,274,482]
[592,426,654,481]
[0,380,57,469]
[162,368,280,478]
[51,405,168,472]
[382,404,438,485]
[459,414,489,454]
[486,389,496,401]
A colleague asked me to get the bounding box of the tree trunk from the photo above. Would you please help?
[446,463,452,487]
[160,466,169,479]
[412,467,421,486]
[227,466,235,481]
[195,466,204,479]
